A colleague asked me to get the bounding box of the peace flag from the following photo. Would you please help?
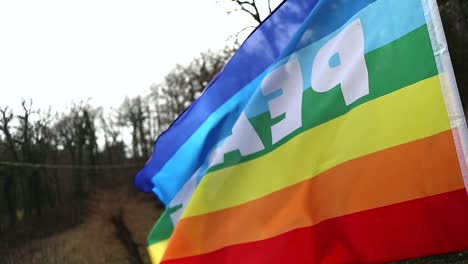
[135,0,468,263]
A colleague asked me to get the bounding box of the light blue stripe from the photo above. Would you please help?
[152,0,427,204]
[244,0,426,117]
[151,71,270,204]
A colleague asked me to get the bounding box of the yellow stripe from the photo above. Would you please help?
[182,75,450,219]
[148,240,169,264]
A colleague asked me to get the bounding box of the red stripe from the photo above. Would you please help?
[163,189,468,264]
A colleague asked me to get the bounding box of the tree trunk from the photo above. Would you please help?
[4,173,17,226]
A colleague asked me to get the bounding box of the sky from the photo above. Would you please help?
[0,0,273,112]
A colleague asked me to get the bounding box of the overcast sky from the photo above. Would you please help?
[0,0,277,112]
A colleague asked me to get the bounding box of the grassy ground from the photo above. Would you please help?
[1,186,162,264]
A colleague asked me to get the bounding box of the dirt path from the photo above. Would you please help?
[2,187,162,264]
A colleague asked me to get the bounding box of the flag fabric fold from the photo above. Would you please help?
[136,0,468,263]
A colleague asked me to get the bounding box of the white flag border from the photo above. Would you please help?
[422,0,468,192]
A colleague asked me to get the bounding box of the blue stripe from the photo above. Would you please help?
[245,0,426,117]
[134,0,320,194]
[136,0,424,205]
[152,73,266,204]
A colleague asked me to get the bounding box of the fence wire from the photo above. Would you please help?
[0,161,145,170]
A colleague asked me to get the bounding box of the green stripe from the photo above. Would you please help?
[210,24,437,173]
[147,205,182,245]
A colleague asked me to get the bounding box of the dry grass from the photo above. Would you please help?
[1,186,163,264]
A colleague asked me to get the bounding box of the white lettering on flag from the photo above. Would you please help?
[208,113,264,167]
[311,19,369,105]
[262,57,303,144]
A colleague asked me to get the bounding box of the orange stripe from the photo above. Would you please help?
[162,189,468,264]
[163,130,465,260]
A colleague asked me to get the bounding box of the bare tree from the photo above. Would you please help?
[0,107,19,225]
[118,96,151,160]
[100,110,125,165]
[0,107,19,161]
[221,0,274,24]
[54,103,100,194]
[150,47,234,136]
[217,0,279,45]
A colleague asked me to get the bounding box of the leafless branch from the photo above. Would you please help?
[231,0,262,24]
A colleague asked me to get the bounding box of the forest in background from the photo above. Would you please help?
[0,0,467,263]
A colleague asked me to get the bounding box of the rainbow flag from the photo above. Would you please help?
[135,0,468,263]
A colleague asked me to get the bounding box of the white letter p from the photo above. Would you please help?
[311,19,369,106]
